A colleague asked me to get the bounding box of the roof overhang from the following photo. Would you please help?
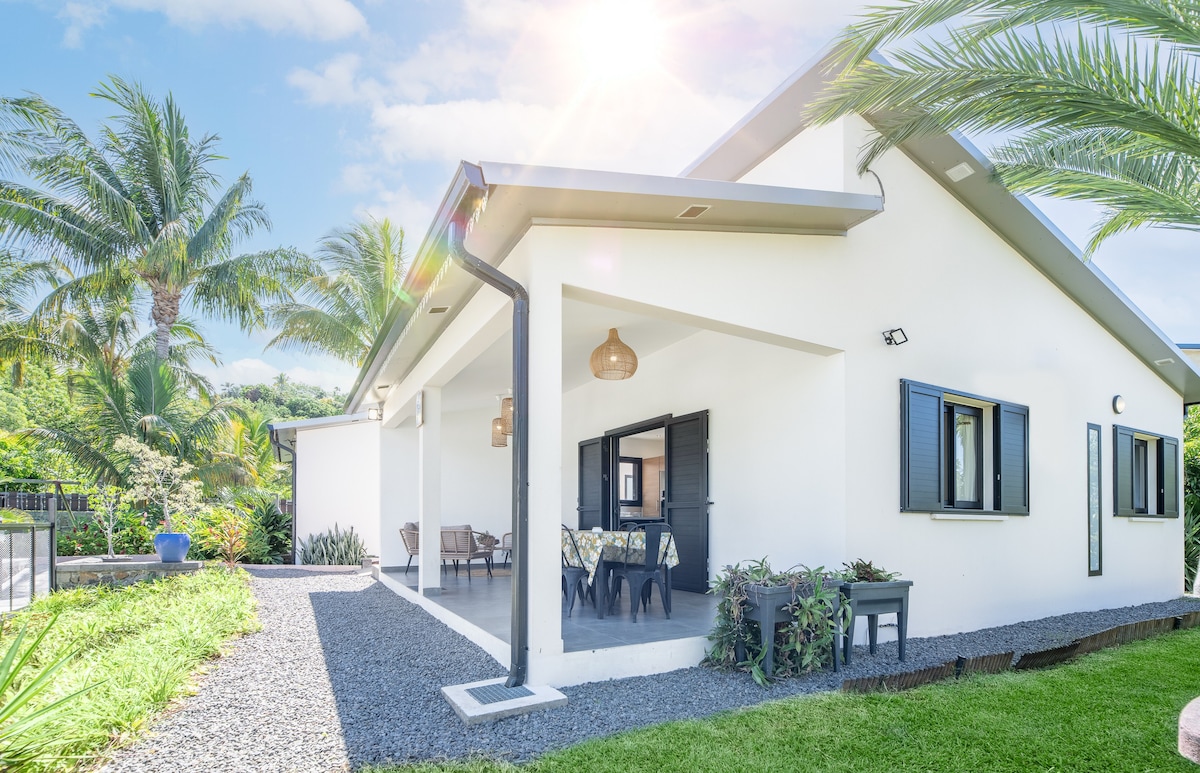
[345,161,883,412]
[267,412,376,449]
[681,50,1200,404]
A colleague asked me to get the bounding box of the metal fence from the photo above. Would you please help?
[0,523,55,613]
[0,491,90,512]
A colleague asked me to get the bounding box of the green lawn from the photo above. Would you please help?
[383,627,1200,773]
[1,567,257,771]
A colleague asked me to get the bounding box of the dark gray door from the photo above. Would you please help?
[577,437,610,530]
[664,411,709,593]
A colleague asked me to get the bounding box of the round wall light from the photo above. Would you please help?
[1112,395,1126,414]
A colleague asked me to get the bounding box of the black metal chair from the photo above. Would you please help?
[608,523,672,622]
[561,527,596,617]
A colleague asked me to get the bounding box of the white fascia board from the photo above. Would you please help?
[268,412,374,432]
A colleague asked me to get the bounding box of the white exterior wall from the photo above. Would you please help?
[518,118,1184,640]
[378,426,417,569]
[441,406,513,539]
[562,332,848,573]
[294,420,382,561]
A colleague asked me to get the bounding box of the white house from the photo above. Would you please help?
[273,51,1200,688]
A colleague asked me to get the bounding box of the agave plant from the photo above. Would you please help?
[299,525,366,566]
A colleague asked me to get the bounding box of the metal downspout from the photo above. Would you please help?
[269,429,299,565]
[447,217,530,689]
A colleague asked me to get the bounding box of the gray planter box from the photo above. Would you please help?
[840,579,913,665]
[739,579,842,677]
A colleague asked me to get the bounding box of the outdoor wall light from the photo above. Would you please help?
[883,328,908,346]
[1113,395,1126,414]
[589,328,638,380]
[366,407,382,421]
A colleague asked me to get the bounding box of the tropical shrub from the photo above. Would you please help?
[56,522,109,558]
[195,506,251,566]
[118,437,202,534]
[299,524,365,565]
[242,494,291,564]
[707,559,849,685]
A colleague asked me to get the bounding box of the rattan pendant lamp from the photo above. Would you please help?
[589,328,638,380]
[491,394,508,447]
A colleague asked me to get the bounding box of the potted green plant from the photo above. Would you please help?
[117,437,202,563]
[837,558,914,664]
[706,559,848,684]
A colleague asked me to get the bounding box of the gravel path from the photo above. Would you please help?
[100,568,1200,772]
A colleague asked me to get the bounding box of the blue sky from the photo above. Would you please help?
[2,0,1199,393]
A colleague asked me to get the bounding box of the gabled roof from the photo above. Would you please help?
[681,50,1200,404]
[345,162,883,411]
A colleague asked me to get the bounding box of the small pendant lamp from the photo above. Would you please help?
[501,394,514,436]
[589,328,638,380]
[491,416,508,447]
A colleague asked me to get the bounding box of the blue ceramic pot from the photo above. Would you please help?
[154,532,191,563]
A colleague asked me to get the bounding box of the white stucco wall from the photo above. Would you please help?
[520,114,1185,641]
[294,420,382,561]
[562,332,848,574]
[360,116,1186,683]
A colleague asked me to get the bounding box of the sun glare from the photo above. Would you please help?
[576,0,663,81]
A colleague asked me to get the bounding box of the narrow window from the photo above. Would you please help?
[945,404,983,509]
[1133,438,1148,514]
[1087,423,1101,576]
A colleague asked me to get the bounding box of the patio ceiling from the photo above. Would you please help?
[441,297,698,414]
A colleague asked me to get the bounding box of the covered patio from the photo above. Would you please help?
[382,565,718,653]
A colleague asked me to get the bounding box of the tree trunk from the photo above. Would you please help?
[149,284,181,360]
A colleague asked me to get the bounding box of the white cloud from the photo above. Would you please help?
[57,1,105,47]
[55,0,367,43]
[288,54,381,105]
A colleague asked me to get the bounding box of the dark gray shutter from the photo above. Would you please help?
[665,410,709,593]
[1160,435,1180,518]
[1113,425,1135,517]
[577,437,609,530]
[994,403,1030,515]
[900,380,943,511]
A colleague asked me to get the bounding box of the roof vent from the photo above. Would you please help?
[945,162,975,183]
[676,204,710,219]
[1155,357,1176,366]
[429,306,451,314]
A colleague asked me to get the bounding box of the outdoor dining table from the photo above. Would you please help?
[562,528,680,619]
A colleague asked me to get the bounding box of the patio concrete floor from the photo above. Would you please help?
[382,565,718,651]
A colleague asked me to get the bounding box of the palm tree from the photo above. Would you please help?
[26,355,243,487]
[808,0,1200,255]
[267,217,407,365]
[0,77,317,358]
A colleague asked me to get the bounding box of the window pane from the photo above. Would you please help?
[954,412,980,503]
[1088,425,1101,575]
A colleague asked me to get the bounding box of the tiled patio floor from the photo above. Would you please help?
[382,565,717,651]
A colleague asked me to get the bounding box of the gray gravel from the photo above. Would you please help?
[100,567,1200,772]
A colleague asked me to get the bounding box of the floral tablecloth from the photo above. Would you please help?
[562,529,679,585]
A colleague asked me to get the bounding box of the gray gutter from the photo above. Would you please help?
[267,426,298,565]
[447,164,530,689]
[344,166,482,414]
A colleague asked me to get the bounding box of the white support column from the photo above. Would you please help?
[526,264,564,675]
[417,387,443,595]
